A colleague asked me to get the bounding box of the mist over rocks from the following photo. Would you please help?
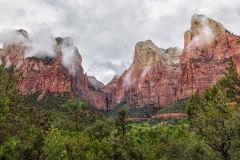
[177,14,240,99]
[1,14,240,114]
[0,29,83,76]
[114,39,181,108]
[0,30,108,110]
[103,14,240,111]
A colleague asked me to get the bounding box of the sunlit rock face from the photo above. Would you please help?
[177,14,240,99]
[114,40,181,108]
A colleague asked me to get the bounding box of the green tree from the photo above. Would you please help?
[218,57,240,103]
[61,98,87,113]
[0,62,22,125]
[115,108,129,136]
[32,131,45,160]
[0,138,19,159]
[42,128,66,160]
[187,58,240,160]
[0,62,25,147]
[87,119,115,140]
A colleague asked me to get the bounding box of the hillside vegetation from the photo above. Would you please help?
[1,58,240,159]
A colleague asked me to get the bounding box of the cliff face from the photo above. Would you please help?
[177,14,240,99]
[1,14,240,113]
[1,43,73,100]
[115,40,181,108]
[0,32,108,110]
[101,75,120,111]
[103,14,240,110]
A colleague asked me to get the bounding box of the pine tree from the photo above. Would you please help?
[218,57,240,103]
[187,58,240,160]
[115,108,129,136]
[0,62,23,125]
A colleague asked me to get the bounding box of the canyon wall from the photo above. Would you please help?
[114,40,181,108]
[0,32,108,110]
[1,14,240,112]
[177,14,240,99]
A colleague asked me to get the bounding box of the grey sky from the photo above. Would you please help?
[0,0,240,84]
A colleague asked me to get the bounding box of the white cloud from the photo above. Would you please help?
[0,0,240,84]
[0,29,26,46]
[61,38,78,75]
[0,28,55,58]
[186,15,215,51]
[24,27,55,58]
[140,61,151,79]
[123,68,133,89]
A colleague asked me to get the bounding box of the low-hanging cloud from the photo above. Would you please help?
[123,60,151,89]
[0,28,80,75]
[60,37,78,75]
[140,61,151,79]
[186,14,215,51]
[1,0,240,83]
[0,28,55,59]
[123,67,137,90]
[24,28,55,58]
[0,29,26,46]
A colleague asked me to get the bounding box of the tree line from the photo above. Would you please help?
[1,58,240,159]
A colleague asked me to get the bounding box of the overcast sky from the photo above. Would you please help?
[0,0,240,84]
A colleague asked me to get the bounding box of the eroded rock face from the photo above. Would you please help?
[102,75,120,93]
[101,75,120,111]
[0,32,108,110]
[0,34,86,99]
[177,14,240,99]
[2,14,240,113]
[115,40,181,108]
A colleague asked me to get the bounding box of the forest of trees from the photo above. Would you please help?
[0,58,240,159]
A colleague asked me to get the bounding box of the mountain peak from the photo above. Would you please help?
[88,76,104,90]
[184,14,226,50]
[178,14,240,99]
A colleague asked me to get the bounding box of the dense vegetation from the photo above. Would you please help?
[1,58,240,159]
[104,102,162,119]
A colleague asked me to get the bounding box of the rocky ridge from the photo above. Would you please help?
[114,40,181,108]
[0,32,107,110]
[1,14,240,115]
[177,14,240,98]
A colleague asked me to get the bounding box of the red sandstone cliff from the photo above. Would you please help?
[1,14,240,113]
[0,31,107,110]
[101,75,120,111]
[177,14,240,99]
[1,45,72,99]
[114,40,181,108]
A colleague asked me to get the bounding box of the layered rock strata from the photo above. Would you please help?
[0,32,107,110]
[1,14,240,112]
[114,40,181,108]
[177,14,240,99]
